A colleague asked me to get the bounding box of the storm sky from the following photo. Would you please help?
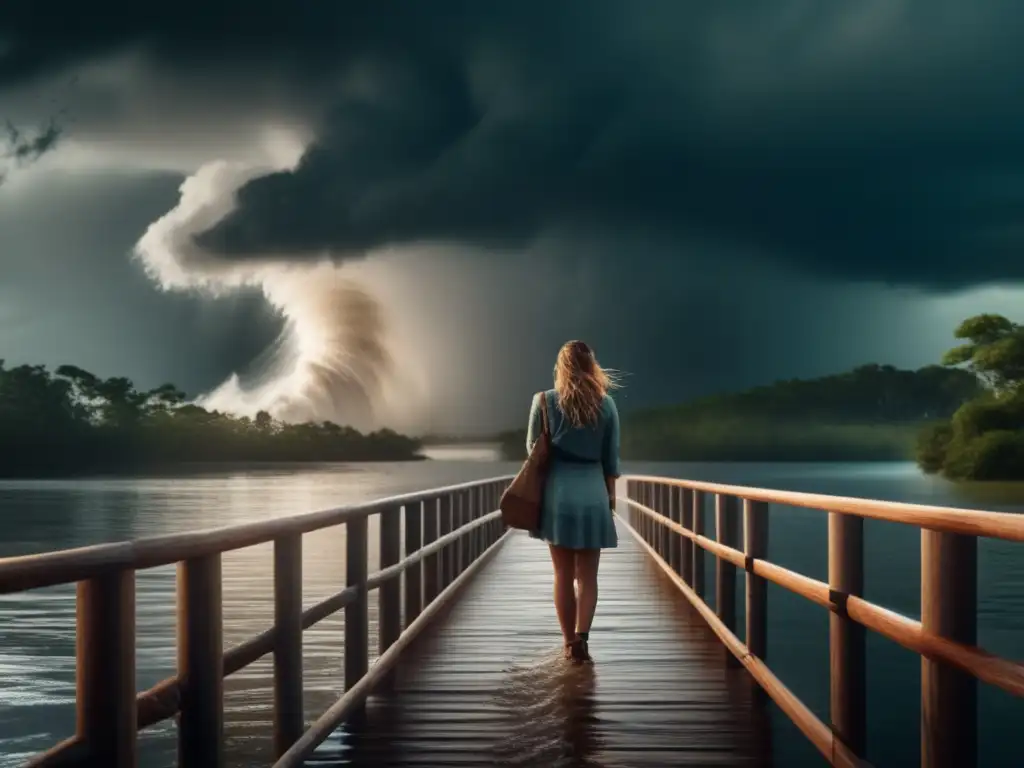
[2,1,1023,433]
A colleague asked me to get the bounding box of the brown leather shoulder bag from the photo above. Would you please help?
[499,391,550,530]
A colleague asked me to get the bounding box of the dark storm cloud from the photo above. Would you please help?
[4,1,1022,288]
[0,117,61,185]
[0,171,283,394]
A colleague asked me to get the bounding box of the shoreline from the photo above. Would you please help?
[0,455,430,480]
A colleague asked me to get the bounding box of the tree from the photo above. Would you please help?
[0,361,422,476]
[916,313,1024,480]
[941,313,1024,393]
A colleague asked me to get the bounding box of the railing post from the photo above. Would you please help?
[422,498,440,604]
[658,484,670,561]
[378,506,401,689]
[77,570,136,767]
[744,501,769,663]
[692,490,705,598]
[642,483,651,543]
[345,516,369,716]
[680,487,694,586]
[439,494,454,587]
[468,487,479,563]
[454,491,465,576]
[404,502,423,628]
[626,483,634,532]
[921,530,977,768]
[715,494,739,666]
[649,483,660,554]
[668,485,682,573]
[178,554,224,767]
[648,483,655,545]
[636,482,644,537]
[273,534,303,757]
[486,483,496,545]
[829,512,866,758]
[477,484,487,557]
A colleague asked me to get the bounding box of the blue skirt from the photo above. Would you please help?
[529,461,618,549]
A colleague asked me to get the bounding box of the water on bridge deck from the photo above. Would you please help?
[312,520,771,767]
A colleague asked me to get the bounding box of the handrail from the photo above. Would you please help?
[9,475,516,767]
[0,474,515,593]
[621,474,1024,768]
[626,473,1024,542]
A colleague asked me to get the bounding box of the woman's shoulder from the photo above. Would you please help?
[532,389,557,409]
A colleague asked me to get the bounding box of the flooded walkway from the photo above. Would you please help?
[319,523,770,767]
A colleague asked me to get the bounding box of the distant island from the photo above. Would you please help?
[916,313,1024,481]
[0,361,422,477]
[499,363,981,463]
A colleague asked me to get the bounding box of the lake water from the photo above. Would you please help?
[0,452,1021,767]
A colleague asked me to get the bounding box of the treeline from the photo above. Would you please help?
[0,361,422,476]
[499,363,981,463]
[916,314,1024,481]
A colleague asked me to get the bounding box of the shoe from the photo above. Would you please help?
[576,636,593,664]
[566,637,592,665]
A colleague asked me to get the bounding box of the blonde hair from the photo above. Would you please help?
[554,340,619,428]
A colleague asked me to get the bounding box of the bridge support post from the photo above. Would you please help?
[439,495,454,588]
[637,482,646,541]
[645,483,654,545]
[921,530,977,768]
[177,553,224,768]
[680,487,694,586]
[828,512,866,759]
[273,533,304,757]
[379,506,402,690]
[658,483,671,562]
[455,491,466,577]
[490,482,499,544]
[475,489,483,561]
[422,498,440,605]
[467,488,477,564]
[743,501,769,666]
[404,502,423,627]
[691,490,706,599]
[715,495,740,667]
[345,516,369,716]
[77,569,137,767]
[668,485,682,574]
[633,481,642,535]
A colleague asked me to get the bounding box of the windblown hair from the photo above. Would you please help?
[554,340,619,428]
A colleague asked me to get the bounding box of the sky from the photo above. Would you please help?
[2,1,1023,434]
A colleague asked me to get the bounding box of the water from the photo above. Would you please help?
[0,455,1021,767]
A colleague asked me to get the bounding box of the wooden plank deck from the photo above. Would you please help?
[309,519,771,767]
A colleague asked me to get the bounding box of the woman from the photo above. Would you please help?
[526,340,620,664]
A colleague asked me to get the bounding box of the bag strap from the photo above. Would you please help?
[537,391,550,436]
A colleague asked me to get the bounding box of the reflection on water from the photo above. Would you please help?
[419,443,502,462]
[492,653,606,768]
[0,460,1021,767]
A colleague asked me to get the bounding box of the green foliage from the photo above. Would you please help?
[915,423,953,474]
[500,364,979,462]
[0,360,421,477]
[915,313,1024,480]
[941,313,1024,392]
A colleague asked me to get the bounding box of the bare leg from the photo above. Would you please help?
[574,549,601,635]
[548,544,577,644]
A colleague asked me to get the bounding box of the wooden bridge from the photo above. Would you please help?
[0,474,1022,767]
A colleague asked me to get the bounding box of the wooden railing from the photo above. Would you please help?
[621,475,1024,768]
[0,475,515,768]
